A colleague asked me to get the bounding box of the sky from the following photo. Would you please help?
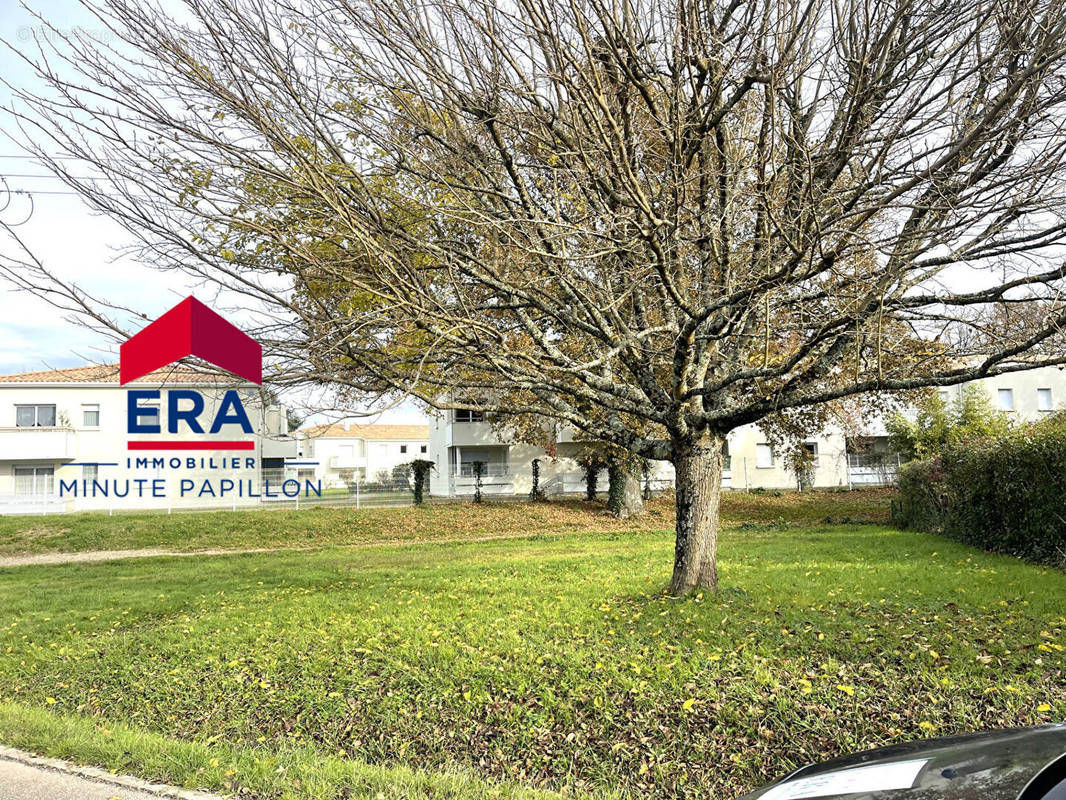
[0,0,426,425]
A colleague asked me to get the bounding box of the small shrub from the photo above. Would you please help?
[577,452,606,501]
[529,459,545,502]
[409,459,435,505]
[472,461,485,504]
[894,459,949,533]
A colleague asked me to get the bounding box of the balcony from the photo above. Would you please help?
[453,463,510,478]
[847,453,901,486]
[328,453,367,469]
[261,435,298,460]
[0,427,76,461]
[450,463,513,495]
[447,421,503,447]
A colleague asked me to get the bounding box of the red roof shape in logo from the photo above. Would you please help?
[120,297,262,385]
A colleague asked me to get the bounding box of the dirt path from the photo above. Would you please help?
[0,525,645,568]
[0,547,286,568]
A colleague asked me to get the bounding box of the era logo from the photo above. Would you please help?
[121,297,262,449]
[127,389,254,434]
[120,296,262,386]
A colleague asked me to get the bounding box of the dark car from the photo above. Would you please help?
[737,725,1066,800]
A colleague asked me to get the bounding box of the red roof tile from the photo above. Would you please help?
[0,363,246,385]
[299,423,429,441]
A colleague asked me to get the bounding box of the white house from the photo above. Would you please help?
[427,366,1066,498]
[0,363,296,514]
[295,423,430,489]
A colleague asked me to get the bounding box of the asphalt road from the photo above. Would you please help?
[0,749,223,800]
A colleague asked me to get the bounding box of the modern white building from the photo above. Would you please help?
[0,363,296,514]
[295,423,430,489]
[428,366,1066,498]
[426,412,847,498]
[846,364,1066,484]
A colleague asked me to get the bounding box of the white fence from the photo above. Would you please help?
[0,474,428,517]
[0,494,68,516]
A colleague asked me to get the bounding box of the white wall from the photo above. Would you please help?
[302,435,429,489]
[0,382,293,512]
[428,409,851,497]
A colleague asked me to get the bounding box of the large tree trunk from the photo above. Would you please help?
[670,433,724,595]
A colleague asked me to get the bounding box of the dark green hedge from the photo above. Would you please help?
[894,414,1066,567]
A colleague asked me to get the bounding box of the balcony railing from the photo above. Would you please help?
[329,453,367,469]
[0,427,76,461]
[847,453,901,469]
[261,435,298,460]
[453,463,510,478]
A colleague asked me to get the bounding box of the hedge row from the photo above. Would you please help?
[894,414,1066,567]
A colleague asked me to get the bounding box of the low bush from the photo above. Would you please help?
[895,413,1066,566]
[893,459,949,533]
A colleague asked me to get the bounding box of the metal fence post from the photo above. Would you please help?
[356,479,360,510]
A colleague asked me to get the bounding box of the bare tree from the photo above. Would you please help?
[5,0,1066,594]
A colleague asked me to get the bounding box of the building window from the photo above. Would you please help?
[420,445,427,454]
[756,443,774,469]
[262,458,285,486]
[15,404,56,427]
[400,445,407,454]
[82,404,100,427]
[14,466,54,496]
[1038,388,1053,412]
[454,409,485,423]
[997,388,1015,411]
[803,442,819,464]
[82,464,99,483]
[938,390,950,403]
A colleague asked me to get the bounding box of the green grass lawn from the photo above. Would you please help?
[0,489,891,557]
[0,493,1063,800]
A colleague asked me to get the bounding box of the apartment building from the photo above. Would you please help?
[426,412,847,498]
[0,363,296,514]
[937,366,1065,417]
[846,364,1066,484]
[428,366,1066,498]
[295,423,430,489]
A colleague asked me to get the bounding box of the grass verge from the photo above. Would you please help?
[1,505,1063,799]
[0,489,891,557]
[0,701,574,800]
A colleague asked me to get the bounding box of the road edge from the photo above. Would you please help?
[0,744,225,799]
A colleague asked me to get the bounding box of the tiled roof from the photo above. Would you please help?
[299,423,429,441]
[0,363,246,385]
